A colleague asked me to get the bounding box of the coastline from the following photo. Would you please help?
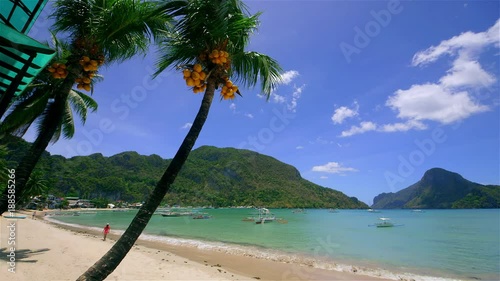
[0,210,394,281]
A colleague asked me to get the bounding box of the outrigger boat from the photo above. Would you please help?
[255,208,276,224]
[375,217,394,228]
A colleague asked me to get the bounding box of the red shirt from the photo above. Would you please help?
[104,225,110,234]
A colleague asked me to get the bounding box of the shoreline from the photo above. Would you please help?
[42,210,471,281]
[43,216,392,281]
[1,210,396,281]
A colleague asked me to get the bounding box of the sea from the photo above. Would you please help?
[49,208,500,281]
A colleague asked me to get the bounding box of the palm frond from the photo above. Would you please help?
[0,88,51,136]
[154,0,281,97]
[68,90,98,124]
[231,51,283,97]
[60,98,76,140]
[52,0,171,64]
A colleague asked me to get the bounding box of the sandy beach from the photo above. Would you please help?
[0,211,392,281]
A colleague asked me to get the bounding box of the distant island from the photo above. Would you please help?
[2,136,367,209]
[372,168,500,209]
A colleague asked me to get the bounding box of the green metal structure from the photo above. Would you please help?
[0,0,55,115]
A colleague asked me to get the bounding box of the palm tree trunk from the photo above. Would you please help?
[0,83,72,215]
[77,79,217,281]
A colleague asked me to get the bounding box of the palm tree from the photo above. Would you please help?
[77,0,282,280]
[0,0,169,215]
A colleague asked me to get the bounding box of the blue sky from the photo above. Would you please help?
[25,1,499,205]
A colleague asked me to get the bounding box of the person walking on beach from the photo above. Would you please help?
[32,211,36,219]
[103,223,110,241]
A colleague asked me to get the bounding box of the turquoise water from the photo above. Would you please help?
[51,209,500,280]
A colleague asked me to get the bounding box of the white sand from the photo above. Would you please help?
[1,211,392,281]
[0,216,251,281]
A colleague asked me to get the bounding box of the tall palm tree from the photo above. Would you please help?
[77,0,282,280]
[0,0,169,215]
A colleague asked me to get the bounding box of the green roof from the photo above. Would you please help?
[0,0,49,34]
[0,22,55,97]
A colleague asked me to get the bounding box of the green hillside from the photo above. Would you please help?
[372,168,500,209]
[1,136,367,208]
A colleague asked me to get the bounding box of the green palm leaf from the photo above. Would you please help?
[52,0,170,63]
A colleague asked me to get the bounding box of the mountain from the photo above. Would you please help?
[372,168,500,209]
[1,136,367,208]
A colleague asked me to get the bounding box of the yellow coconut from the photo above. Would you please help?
[90,60,98,67]
[199,72,206,80]
[83,84,91,91]
[82,56,90,62]
[191,71,200,80]
[211,50,219,58]
[77,84,84,90]
[83,77,91,84]
[59,64,67,69]
[75,78,82,83]
[186,77,195,87]
[47,67,55,73]
[183,69,191,78]
[193,64,202,73]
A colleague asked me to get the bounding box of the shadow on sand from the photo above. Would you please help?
[0,247,50,263]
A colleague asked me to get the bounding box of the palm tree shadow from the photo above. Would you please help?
[0,247,50,263]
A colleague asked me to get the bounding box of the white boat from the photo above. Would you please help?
[292,208,307,214]
[3,215,27,219]
[255,208,276,224]
[367,209,381,213]
[375,217,394,228]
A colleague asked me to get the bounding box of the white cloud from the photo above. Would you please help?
[379,120,427,132]
[272,83,306,113]
[287,84,306,113]
[412,19,499,67]
[296,146,304,149]
[340,121,377,137]
[439,57,496,89]
[181,123,192,129]
[320,176,328,179]
[387,83,489,124]
[279,70,300,85]
[374,19,498,132]
[312,162,358,174]
[309,136,334,145]
[244,113,254,119]
[332,102,359,124]
[272,94,286,104]
[229,103,236,112]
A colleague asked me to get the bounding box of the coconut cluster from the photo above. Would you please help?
[220,79,238,100]
[183,64,207,93]
[47,63,68,79]
[75,55,104,91]
[79,55,103,72]
[181,47,240,99]
[208,50,229,65]
[75,76,92,91]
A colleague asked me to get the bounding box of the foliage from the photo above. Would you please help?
[372,168,500,209]
[3,136,367,208]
